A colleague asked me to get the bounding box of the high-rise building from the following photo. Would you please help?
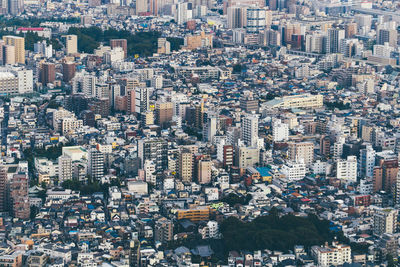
[136,0,148,14]
[144,160,156,184]
[326,28,345,53]
[320,135,331,157]
[377,26,397,47]
[236,146,259,169]
[175,2,190,25]
[88,147,105,181]
[246,7,266,33]
[110,39,127,58]
[345,22,357,38]
[336,156,357,183]
[135,87,150,115]
[63,35,78,55]
[155,101,173,127]
[203,115,217,142]
[223,145,234,168]
[241,114,258,147]
[373,156,398,192]
[373,207,398,236]
[360,144,375,178]
[39,62,55,86]
[157,38,171,54]
[272,119,289,142]
[227,6,247,29]
[0,166,6,212]
[62,62,76,83]
[198,160,212,184]
[179,149,193,183]
[129,239,140,267]
[3,35,24,64]
[137,138,168,174]
[288,142,314,166]
[58,155,72,182]
[10,173,29,220]
[154,217,173,244]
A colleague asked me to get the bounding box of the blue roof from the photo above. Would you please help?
[256,167,272,177]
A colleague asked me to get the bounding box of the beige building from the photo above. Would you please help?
[3,36,25,64]
[373,207,398,236]
[64,35,78,54]
[311,242,351,267]
[61,117,83,135]
[237,146,259,169]
[184,32,213,50]
[265,94,323,109]
[157,38,171,54]
[179,149,193,183]
[198,160,212,184]
[288,142,314,166]
[3,45,15,65]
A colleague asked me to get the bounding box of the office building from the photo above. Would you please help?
[3,35,25,64]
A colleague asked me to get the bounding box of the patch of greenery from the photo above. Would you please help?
[220,211,347,252]
[221,193,252,206]
[325,101,351,110]
[67,27,183,56]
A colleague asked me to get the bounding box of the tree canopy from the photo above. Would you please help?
[67,27,183,56]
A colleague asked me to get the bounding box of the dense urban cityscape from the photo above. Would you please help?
[0,0,400,266]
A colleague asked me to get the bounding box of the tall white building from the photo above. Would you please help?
[175,2,191,25]
[135,87,150,115]
[144,160,156,185]
[203,115,217,142]
[360,144,375,178]
[246,7,266,33]
[336,156,357,182]
[326,28,345,53]
[241,114,258,147]
[272,119,289,142]
[58,155,72,182]
[281,161,306,181]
